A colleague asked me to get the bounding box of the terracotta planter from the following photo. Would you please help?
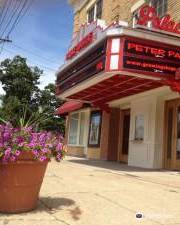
[0,156,48,213]
[17,151,35,161]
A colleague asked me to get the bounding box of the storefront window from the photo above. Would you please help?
[68,112,86,146]
[134,115,144,141]
[88,111,102,147]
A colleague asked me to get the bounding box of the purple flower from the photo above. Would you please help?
[47,132,52,139]
[15,150,21,156]
[39,156,47,162]
[41,148,48,153]
[31,133,38,142]
[0,143,4,148]
[0,122,65,163]
[10,156,16,162]
[5,148,11,156]
[32,150,39,156]
[56,153,62,161]
[28,142,36,148]
[56,143,63,152]
[23,127,32,132]
[3,132,10,142]
[39,133,46,142]
[18,143,24,147]
[14,128,20,132]
[15,136,24,144]
[59,134,64,141]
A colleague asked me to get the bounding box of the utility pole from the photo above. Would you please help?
[0,38,12,54]
[0,38,12,44]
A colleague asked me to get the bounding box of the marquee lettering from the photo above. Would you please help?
[66,32,93,60]
[137,5,180,35]
[126,42,180,60]
[123,39,180,76]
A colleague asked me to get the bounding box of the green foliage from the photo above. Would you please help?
[38,83,65,134]
[0,55,64,133]
[17,106,49,129]
[0,56,41,104]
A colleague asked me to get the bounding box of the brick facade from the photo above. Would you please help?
[168,0,180,21]
[71,0,180,33]
[65,0,180,164]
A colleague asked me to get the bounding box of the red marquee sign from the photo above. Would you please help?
[65,20,124,61]
[123,38,180,77]
[66,32,93,60]
[66,20,106,61]
[137,5,180,35]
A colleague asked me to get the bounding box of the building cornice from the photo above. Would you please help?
[68,0,89,14]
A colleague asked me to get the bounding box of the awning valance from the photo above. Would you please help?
[55,101,84,115]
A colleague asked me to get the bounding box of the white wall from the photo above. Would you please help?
[110,86,180,169]
[153,90,180,168]
[128,95,157,168]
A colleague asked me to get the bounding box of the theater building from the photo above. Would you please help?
[55,0,180,170]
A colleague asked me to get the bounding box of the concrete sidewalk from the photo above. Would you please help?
[0,156,180,225]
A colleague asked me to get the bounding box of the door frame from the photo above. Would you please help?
[118,109,130,163]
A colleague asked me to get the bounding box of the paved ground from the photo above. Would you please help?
[0,156,180,225]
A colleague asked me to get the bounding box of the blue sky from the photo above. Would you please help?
[0,0,73,94]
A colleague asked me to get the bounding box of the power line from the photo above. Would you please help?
[8,0,35,37]
[0,38,12,43]
[2,48,58,72]
[0,0,22,38]
[0,38,12,55]
[0,0,60,72]
[7,0,32,38]
[0,0,12,34]
[0,0,61,68]
[12,43,60,66]
[0,0,9,25]
[0,0,36,40]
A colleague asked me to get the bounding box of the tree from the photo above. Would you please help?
[0,55,41,103]
[38,83,65,134]
[0,55,42,123]
[0,55,64,133]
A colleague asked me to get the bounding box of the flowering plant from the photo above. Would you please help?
[0,123,65,163]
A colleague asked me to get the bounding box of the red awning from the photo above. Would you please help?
[55,101,83,115]
[68,75,164,106]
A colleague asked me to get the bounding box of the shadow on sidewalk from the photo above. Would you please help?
[0,197,82,221]
[38,197,82,220]
[68,157,166,173]
[39,197,75,211]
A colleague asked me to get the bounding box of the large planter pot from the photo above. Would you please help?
[0,153,48,213]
